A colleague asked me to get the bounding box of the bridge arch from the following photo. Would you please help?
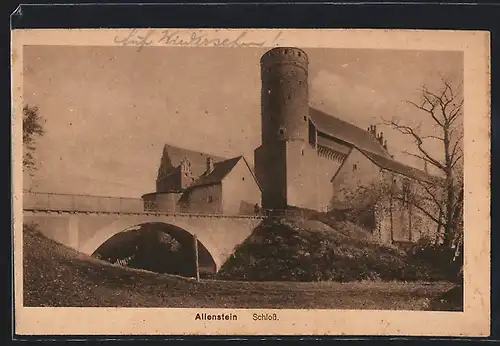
[79,218,224,272]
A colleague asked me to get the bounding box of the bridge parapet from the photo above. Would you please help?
[23,192,267,219]
[23,191,145,214]
[23,192,311,220]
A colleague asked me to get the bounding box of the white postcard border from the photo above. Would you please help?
[11,28,491,336]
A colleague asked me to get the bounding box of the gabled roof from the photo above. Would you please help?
[309,108,390,158]
[359,149,438,183]
[189,156,243,189]
[158,144,227,179]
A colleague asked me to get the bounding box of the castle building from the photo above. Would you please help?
[142,144,261,216]
[254,47,440,243]
[143,47,441,244]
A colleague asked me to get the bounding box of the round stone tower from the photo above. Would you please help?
[260,47,309,145]
[255,47,317,211]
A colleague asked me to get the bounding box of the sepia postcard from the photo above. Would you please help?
[11,28,490,337]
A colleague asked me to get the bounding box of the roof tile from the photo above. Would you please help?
[189,156,243,188]
[309,108,390,158]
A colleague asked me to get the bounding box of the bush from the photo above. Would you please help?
[217,218,444,282]
[406,237,463,282]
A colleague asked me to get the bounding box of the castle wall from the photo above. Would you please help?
[183,184,223,214]
[254,142,287,210]
[315,152,345,212]
[156,169,181,193]
[387,174,441,243]
[160,193,184,213]
[285,140,318,210]
[389,177,412,243]
[221,159,261,215]
[330,150,441,244]
[331,148,383,208]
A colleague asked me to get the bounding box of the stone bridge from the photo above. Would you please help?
[23,192,265,273]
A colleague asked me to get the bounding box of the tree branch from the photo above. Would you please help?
[415,180,444,216]
[402,151,444,171]
[393,193,442,224]
[387,119,446,171]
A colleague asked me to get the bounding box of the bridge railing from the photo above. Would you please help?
[23,192,312,219]
[258,209,311,219]
[23,191,145,214]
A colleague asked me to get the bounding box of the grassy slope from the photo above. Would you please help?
[217,218,446,282]
[23,226,455,309]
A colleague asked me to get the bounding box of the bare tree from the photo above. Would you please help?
[385,78,464,248]
[23,105,45,177]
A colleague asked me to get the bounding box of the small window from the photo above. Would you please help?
[242,177,245,181]
[279,128,285,135]
[402,179,411,205]
[353,164,357,171]
[208,196,213,203]
[303,116,307,121]
[301,149,305,156]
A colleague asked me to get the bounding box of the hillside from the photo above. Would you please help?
[22,225,456,309]
[217,218,446,282]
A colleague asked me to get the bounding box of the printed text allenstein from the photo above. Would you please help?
[195,313,238,321]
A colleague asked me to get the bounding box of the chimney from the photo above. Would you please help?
[206,157,215,174]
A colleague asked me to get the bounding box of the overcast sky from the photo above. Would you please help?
[23,46,463,198]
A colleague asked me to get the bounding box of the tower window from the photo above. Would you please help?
[353,164,358,171]
[303,116,307,121]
